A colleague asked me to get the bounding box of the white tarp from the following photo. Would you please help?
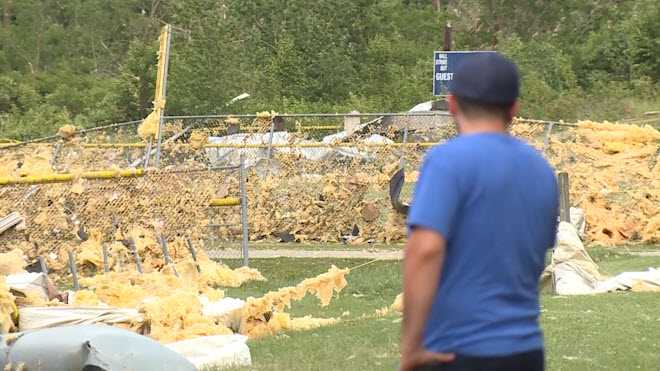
[595,268,660,293]
[550,222,604,295]
[206,132,393,168]
[6,272,49,303]
[549,221,660,295]
[409,101,433,112]
[19,306,143,331]
[569,207,586,238]
[200,297,245,331]
[166,335,251,369]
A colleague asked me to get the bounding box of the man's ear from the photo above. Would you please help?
[447,95,459,116]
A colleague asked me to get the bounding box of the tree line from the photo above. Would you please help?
[1,0,658,139]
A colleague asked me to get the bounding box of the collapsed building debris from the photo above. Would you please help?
[1,226,348,345]
[0,120,657,255]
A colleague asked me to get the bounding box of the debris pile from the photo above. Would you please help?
[0,120,658,247]
[246,170,401,243]
[1,228,349,343]
[545,121,659,245]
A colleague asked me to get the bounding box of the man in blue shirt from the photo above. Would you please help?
[400,53,558,371]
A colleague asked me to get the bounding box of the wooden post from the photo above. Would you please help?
[443,22,452,51]
[115,252,123,272]
[558,172,571,223]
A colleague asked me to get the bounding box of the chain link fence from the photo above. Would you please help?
[1,112,658,260]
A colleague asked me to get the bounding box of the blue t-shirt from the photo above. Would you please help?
[407,133,558,357]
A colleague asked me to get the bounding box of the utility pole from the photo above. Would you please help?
[443,22,452,51]
[154,24,172,168]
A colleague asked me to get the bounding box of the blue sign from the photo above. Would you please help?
[433,51,495,96]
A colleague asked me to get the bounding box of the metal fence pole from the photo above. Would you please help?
[38,256,48,274]
[67,250,80,290]
[143,138,153,168]
[102,244,109,273]
[558,172,571,223]
[158,234,179,277]
[127,238,143,274]
[400,121,409,168]
[116,252,123,272]
[543,122,555,153]
[266,119,275,159]
[50,142,63,170]
[239,153,250,266]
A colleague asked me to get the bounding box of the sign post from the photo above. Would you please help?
[433,51,495,96]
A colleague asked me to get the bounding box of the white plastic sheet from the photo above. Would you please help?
[200,297,245,330]
[569,207,586,238]
[549,221,660,295]
[166,335,252,369]
[5,272,49,303]
[595,268,660,293]
[550,222,604,295]
[18,306,143,331]
[206,131,394,168]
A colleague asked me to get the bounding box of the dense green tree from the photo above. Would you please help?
[0,0,658,140]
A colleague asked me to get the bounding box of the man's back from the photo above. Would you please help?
[408,133,558,356]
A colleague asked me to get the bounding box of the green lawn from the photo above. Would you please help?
[221,247,660,371]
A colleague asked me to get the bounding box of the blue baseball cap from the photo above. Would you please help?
[449,52,519,104]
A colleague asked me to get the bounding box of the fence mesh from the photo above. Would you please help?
[1,113,658,266]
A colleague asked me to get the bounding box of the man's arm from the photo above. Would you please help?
[400,227,454,371]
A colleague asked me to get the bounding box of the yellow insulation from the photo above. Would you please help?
[241,265,348,338]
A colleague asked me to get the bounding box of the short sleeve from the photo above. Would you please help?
[407,153,461,241]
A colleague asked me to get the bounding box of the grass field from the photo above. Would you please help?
[220,247,660,371]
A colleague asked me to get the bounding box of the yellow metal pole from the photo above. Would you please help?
[209,197,241,207]
[0,168,144,186]
[154,24,172,167]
